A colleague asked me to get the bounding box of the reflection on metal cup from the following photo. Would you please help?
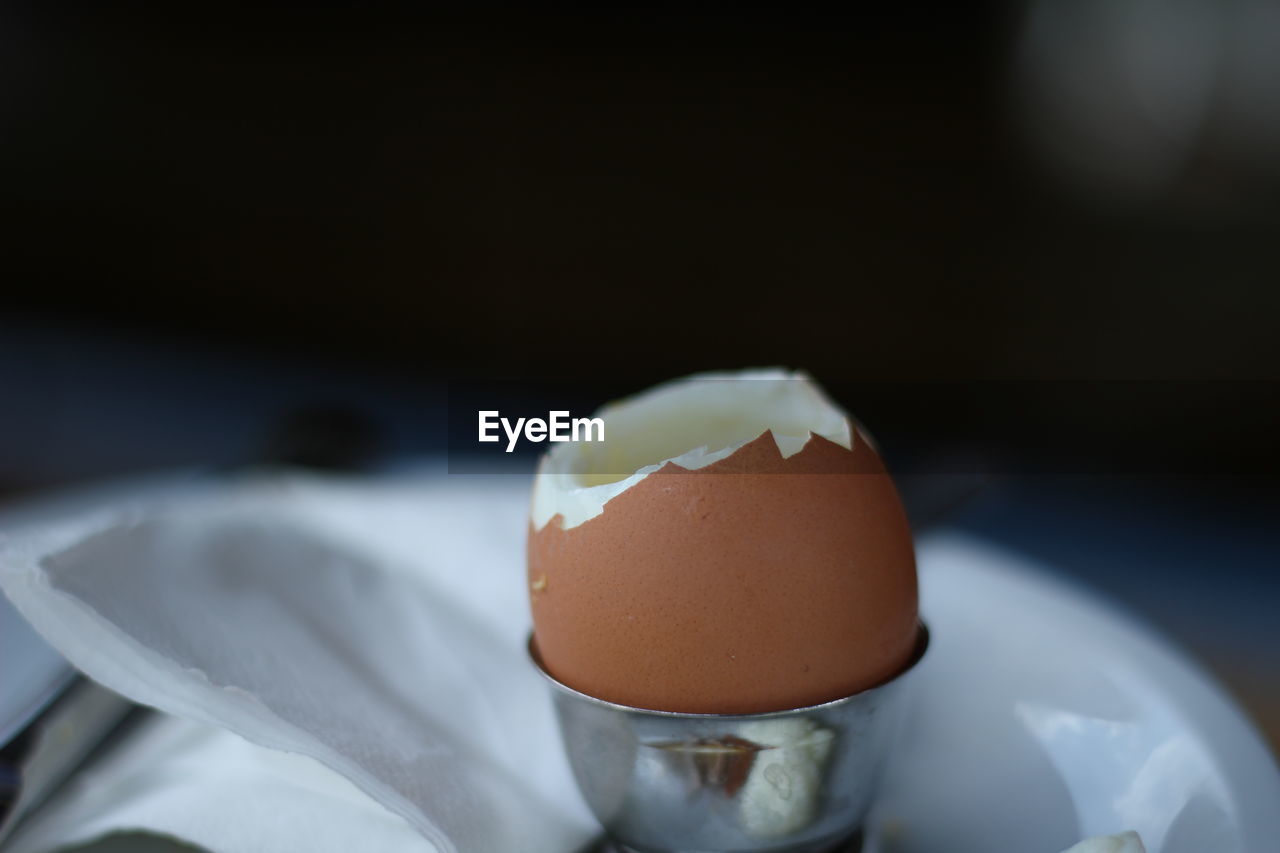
[530,626,929,853]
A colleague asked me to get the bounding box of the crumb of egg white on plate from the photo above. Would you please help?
[1060,831,1146,853]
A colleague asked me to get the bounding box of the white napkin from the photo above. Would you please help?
[6,714,436,853]
[0,469,598,853]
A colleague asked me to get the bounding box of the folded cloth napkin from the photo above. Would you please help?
[0,469,597,853]
[6,713,436,853]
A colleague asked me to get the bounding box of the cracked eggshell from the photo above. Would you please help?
[527,370,919,714]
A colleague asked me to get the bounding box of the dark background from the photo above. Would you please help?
[1,5,1277,747]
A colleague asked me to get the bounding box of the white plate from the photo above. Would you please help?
[869,534,1280,853]
[5,474,1276,853]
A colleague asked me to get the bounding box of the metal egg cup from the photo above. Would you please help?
[530,626,929,853]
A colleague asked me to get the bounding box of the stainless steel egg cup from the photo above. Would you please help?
[530,626,929,853]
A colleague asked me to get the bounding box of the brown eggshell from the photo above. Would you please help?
[528,431,919,714]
